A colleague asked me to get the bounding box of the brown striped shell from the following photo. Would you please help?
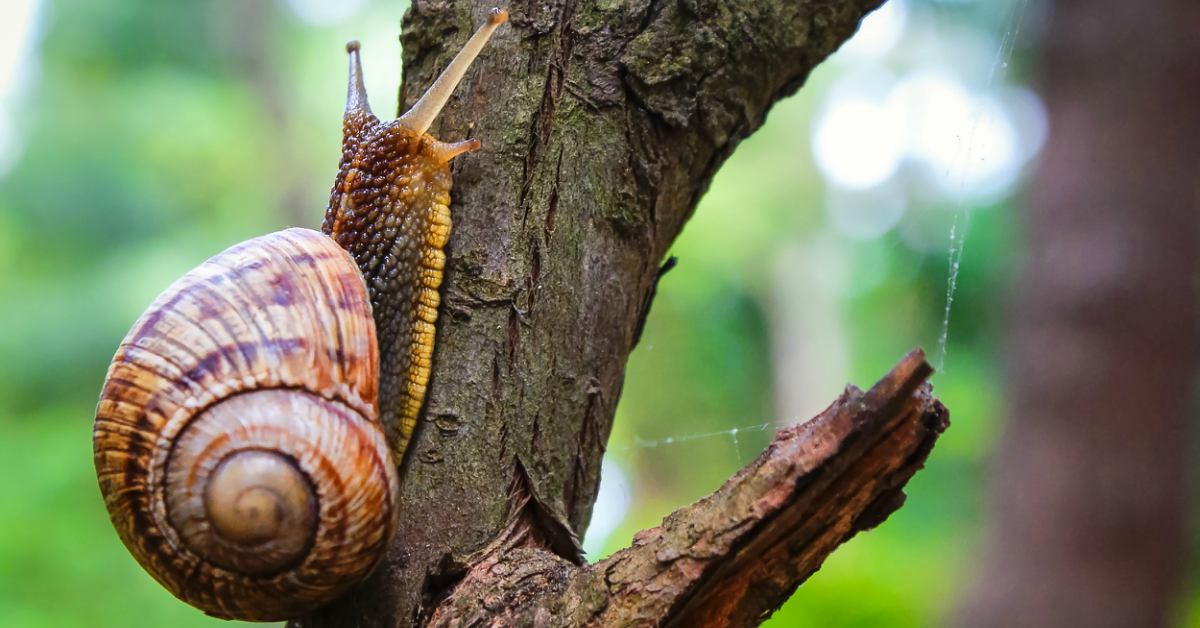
[93,228,398,621]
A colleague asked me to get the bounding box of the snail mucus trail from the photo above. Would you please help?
[91,9,508,622]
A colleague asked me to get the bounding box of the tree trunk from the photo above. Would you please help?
[956,1,1200,626]
[292,1,940,625]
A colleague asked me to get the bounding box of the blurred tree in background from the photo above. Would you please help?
[0,0,1191,626]
[957,0,1200,625]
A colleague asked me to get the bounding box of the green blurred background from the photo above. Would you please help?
[0,0,1170,626]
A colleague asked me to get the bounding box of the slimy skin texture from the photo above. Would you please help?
[322,11,506,462]
[323,114,457,462]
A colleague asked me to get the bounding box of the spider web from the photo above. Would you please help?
[937,0,1032,372]
[615,0,1035,455]
[589,0,1038,561]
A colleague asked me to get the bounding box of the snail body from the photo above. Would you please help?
[93,9,508,621]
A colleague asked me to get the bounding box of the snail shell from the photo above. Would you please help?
[93,228,398,621]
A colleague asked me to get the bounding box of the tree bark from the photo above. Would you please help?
[956,1,1200,626]
[425,350,947,626]
[296,1,908,625]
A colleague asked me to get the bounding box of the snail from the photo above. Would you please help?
[92,9,509,622]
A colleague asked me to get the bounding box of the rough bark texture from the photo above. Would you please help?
[297,0,894,625]
[423,350,947,626]
[956,1,1200,626]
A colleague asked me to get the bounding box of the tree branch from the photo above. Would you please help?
[424,349,948,625]
[297,0,891,625]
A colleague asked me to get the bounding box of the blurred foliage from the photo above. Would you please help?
[0,1,1163,628]
[0,0,405,625]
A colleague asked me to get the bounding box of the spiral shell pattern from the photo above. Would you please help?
[93,228,397,621]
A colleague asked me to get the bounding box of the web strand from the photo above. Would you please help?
[614,422,773,454]
[936,0,1031,373]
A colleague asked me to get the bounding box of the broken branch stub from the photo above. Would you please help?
[424,348,948,627]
